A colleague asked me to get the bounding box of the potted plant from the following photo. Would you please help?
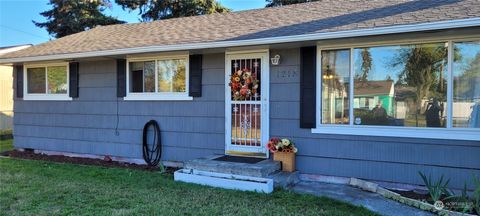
[267,137,297,172]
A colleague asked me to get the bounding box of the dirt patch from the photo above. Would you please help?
[1,150,178,174]
[391,189,430,201]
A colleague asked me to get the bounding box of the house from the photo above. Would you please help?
[0,1,479,190]
[353,80,394,115]
[0,45,31,131]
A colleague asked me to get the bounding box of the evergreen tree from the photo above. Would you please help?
[360,48,372,84]
[34,0,125,38]
[115,0,230,21]
[266,0,320,7]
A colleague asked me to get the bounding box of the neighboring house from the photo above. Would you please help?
[353,80,394,115]
[0,1,479,189]
[0,45,31,131]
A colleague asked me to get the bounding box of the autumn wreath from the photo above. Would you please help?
[229,68,259,100]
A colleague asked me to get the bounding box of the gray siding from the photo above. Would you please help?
[13,53,225,162]
[269,48,480,189]
[12,49,480,190]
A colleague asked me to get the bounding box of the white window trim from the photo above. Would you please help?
[23,62,72,101]
[124,54,193,101]
[312,38,480,141]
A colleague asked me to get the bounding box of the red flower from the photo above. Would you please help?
[240,86,248,96]
[231,82,240,91]
[266,141,277,153]
[269,137,281,144]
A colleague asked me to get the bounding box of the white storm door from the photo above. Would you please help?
[225,51,269,158]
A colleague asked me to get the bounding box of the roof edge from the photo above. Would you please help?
[0,44,33,56]
[1,17,480,64]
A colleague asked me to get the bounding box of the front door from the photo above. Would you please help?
[225,51,269,158]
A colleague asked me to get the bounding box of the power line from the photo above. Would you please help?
[0,25,50,41]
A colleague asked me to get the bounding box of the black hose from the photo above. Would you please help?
[142,120,162,166]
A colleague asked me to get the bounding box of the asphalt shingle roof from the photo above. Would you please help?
[2,0,479,60]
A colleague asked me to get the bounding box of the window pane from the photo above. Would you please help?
[321,49,350,124]
[353,43,448,127]
[129,61,155,93]
[47,66,67,94]
[453,41,480,128]
[158,59,186,93]
[27,67,46,93]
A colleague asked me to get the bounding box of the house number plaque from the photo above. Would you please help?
[276,70,298,79]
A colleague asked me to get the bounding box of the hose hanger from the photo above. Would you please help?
[142,120,162,166]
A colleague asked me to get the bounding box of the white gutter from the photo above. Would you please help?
[1,18,479,63]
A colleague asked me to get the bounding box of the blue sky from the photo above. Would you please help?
[0,0,266,47]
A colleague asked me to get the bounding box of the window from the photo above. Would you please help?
[353,43,447,127]
[321,49,350,125]
[24,63,70,100]
[157,59,187,93]
[129,61,155,93]
[453,41,480,128]
[125,55,191,100]
[314,40,480,140]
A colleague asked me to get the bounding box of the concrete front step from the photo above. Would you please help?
[184,155,281,178]
[268,171,300,189]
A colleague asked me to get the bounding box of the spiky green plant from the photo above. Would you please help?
[418,171,452,203]
[473,175,480,215]
[445,182,473,213]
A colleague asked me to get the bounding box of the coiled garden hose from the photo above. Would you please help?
[142,120,162,166]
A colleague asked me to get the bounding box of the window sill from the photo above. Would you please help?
[124,93,193,101]
[311,125,480,141]
[23,94,72,101]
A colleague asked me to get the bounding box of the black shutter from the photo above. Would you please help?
[117,59,126,97]
[300,47,317,128]
[189,54,203,97]
[69,62,79,98]
[15,65,23,98]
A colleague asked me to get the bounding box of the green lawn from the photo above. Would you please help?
[0,158,377,216]
[0,139,13,153]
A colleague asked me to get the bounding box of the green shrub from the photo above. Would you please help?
[473,175,480,215]
[0,129,12,136]
[418,171,452,203]
[445,182,473,213]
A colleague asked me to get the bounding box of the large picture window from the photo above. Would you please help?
[125,55,190,101]
[315,40,480,140]
[24,63,70,100]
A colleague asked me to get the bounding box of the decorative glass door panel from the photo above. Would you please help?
[225,53,269,157]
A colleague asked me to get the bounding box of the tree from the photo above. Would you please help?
[359,48,372,84]
[34,0,124,38]
[115,0,230,21]
[266,0,320,7]
[392,44,448,126]
[455,53,480,100]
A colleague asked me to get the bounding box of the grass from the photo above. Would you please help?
[0,158,377,216]
[0,139,13,153]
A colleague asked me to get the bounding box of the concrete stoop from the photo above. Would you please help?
[175,155,299,193]
[268,170,301,189]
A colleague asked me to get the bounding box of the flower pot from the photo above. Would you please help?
[273,152,295,172]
